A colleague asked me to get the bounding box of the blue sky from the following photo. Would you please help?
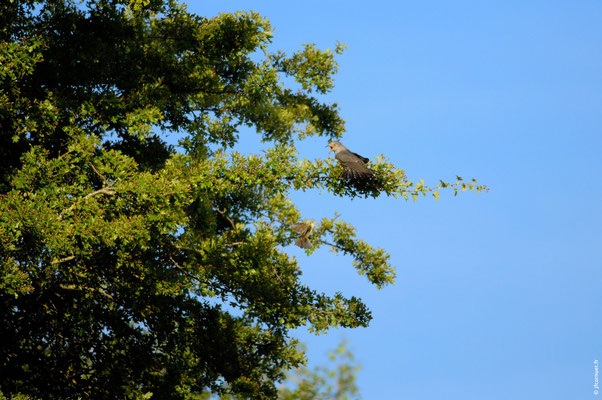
[191,1,602,398]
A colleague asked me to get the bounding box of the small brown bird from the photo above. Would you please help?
[328,141,375,180]
[291,220,316,249]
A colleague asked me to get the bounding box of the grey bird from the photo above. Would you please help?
[328,141,375,179]
[291,220,315,249]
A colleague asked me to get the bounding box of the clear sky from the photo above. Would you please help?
[190,1,602,398]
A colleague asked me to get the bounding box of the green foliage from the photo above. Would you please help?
[0,0,487,398]
[278,341,360,400]
[0,392,38,400]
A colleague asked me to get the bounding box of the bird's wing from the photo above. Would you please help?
[291,223,309,233]
[336,149,374,176]
[336,149,369,167]
[295,237,313,249]
[351,152,370,164]
[340,168,370,179]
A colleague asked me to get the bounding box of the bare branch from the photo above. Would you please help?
[88,162,109,186]
[59,284,114,301]
[59,186,116,218]
[272,265,282,283]
[170,256,204,282]
[83,187,116,200]
[174,244,205,256]
[211,204,236,229]
[50,255,76,265]
[319,239,347,253]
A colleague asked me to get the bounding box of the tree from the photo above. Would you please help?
[0,0,486,398]
[0,341,361,400]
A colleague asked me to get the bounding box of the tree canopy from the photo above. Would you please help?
[0,0,486,398]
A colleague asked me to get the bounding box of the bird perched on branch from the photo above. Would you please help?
[291,220,315,249]
[328,141,375,180]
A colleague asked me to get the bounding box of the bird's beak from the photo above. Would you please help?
[328,145,333,153]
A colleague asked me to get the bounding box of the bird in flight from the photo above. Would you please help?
[291,220,315,249]
[328,141,375,180]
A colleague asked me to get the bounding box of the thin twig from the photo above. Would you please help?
[211,204,236,229]
[272,265,282,283]
[50,255,76,265]
[174,244,205,256]
[170,255,209,287]
[88,162,109,186]
[319,239,348,253]
[59,186,116,218]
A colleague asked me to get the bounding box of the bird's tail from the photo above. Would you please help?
[295,237,313,249]
[341,167,375,180]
